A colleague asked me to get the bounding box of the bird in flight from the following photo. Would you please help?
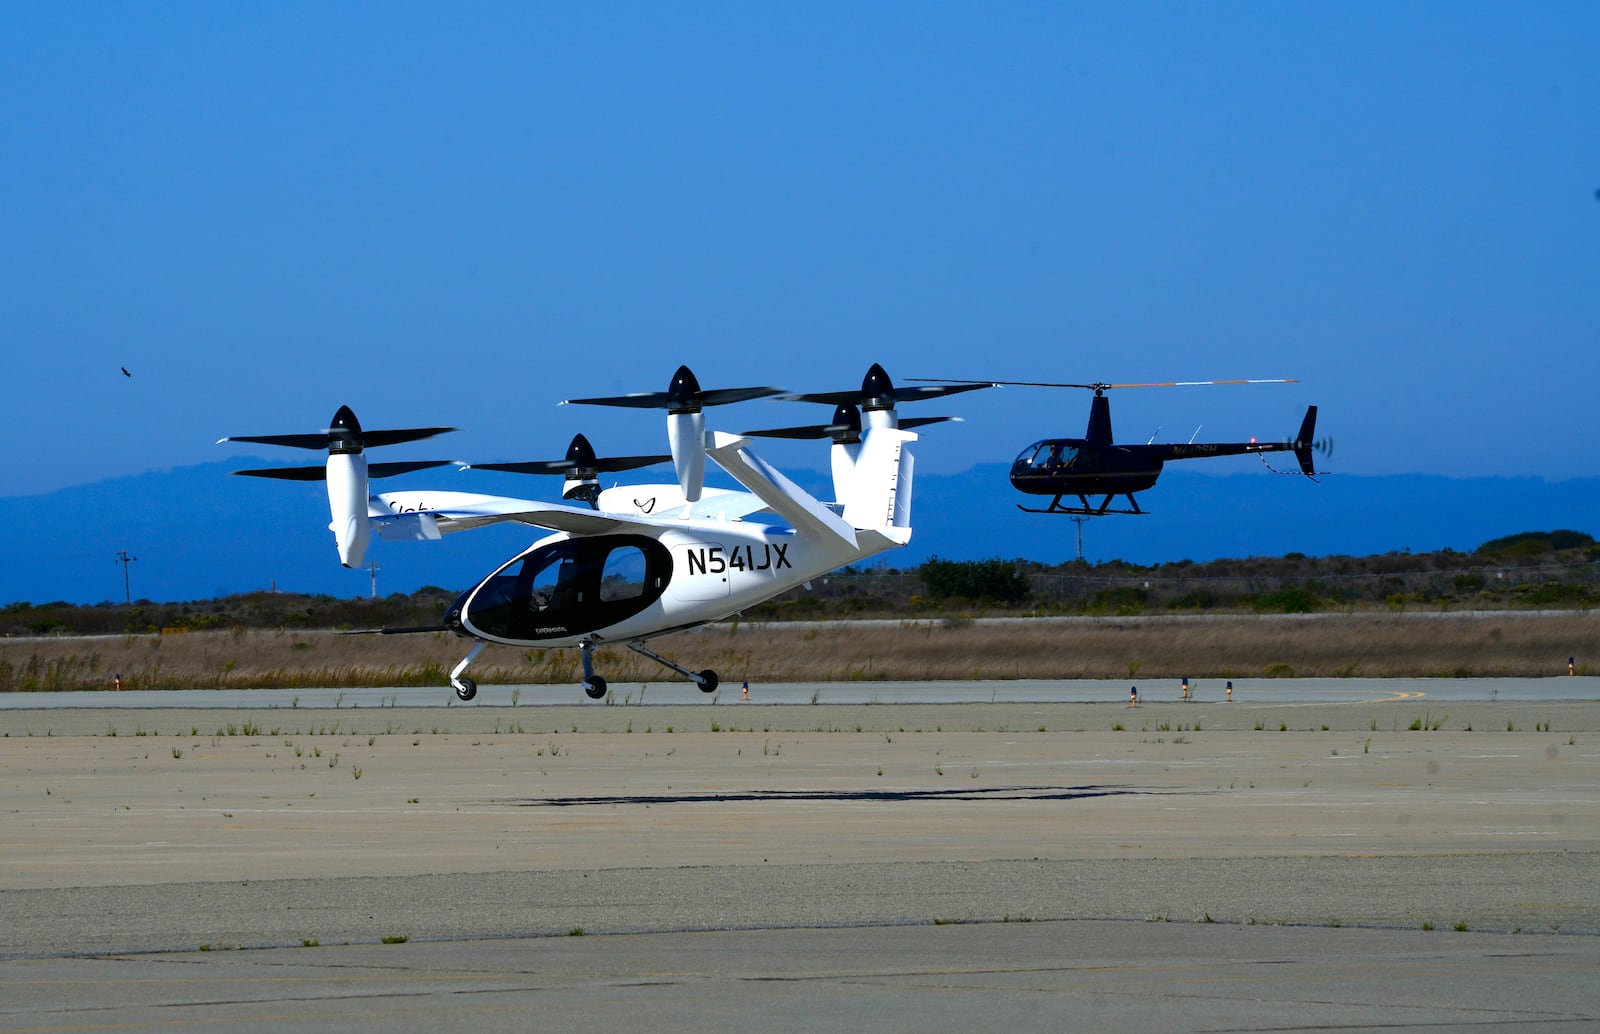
[121,367,131,377]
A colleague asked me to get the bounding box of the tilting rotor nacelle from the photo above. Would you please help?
[220,406,454,567]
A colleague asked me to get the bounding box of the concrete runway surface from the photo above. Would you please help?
[2,680,1597,1030]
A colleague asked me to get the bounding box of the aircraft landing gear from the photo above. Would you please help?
[451,641,486,702]
[630,641,719,693]
[1017,492,1146,516]
[580,639,608,700]
[572,638,717,699]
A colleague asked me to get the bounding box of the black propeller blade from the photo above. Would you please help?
[564,365,783,413]
[228,458,457,481]
[464,434,673,508]
[744,404,864,442]
[744,405,962,442]
[220,405,455,453]
[561,365,783,505]
[218,405,458,567]
[784,363,990,411]
[466,433,670,477]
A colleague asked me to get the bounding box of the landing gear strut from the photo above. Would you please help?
[451,641,485,702]
[580,638,608,700]
[630,641,719,693]
[448,637,721,702]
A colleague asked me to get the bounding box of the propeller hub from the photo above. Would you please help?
[565,433,599,468]
[860,362,896,411]
[328,405,365,454]
[667,365,704,414]
[831,404,863,443]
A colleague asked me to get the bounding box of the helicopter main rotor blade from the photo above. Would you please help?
[909,377,1299,391]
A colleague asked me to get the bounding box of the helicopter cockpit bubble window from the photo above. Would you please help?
[465,535,673,641]
[1015,442,1048,465]
[1016,442,1078,468]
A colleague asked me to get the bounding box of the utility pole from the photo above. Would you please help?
[367,560,381,599]
[1069,516,1088,563]
[115,550,138,604]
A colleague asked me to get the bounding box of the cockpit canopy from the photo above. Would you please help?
[458,534,672,641]
[1014,441,1080,469]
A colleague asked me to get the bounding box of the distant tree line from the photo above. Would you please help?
[3,530,1597,636]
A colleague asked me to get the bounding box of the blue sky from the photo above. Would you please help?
[4,3,1598,502]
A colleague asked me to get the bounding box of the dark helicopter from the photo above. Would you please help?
[915,378,1329,515]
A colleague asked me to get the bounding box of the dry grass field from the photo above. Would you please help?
[3,610,1596,691]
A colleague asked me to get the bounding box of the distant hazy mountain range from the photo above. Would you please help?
[5,459,1596,605]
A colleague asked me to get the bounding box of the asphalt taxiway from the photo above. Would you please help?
[2,680,1596,1031]
[5,674,1599,709]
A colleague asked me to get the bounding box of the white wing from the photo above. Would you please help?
[595,483,771,521]
[372,491,635,538]
[370,488,769,540]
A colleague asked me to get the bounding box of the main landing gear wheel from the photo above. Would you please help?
[584,676,608,701]
[453,678,477,702]
[626,642,719,696]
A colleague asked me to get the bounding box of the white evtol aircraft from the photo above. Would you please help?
[221,364,986,701]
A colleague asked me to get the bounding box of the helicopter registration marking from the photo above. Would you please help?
[684,543,792,576]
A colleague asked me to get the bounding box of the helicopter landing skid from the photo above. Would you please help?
[1018,494,1146,516]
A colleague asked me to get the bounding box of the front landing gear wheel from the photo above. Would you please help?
[453,677,477,702]
[697,670,719,694]
[584,676,608,700]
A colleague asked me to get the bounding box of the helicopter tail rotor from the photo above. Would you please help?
[1255,405,1332,479]
[1294,406,1319,476]
[1289,406,1334,476]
